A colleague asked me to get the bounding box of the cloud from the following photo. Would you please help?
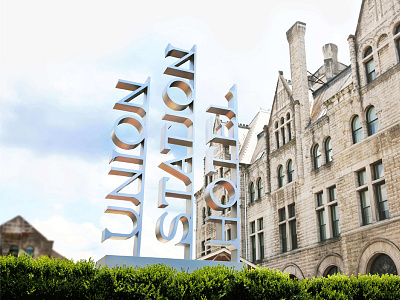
[32,213,185,262]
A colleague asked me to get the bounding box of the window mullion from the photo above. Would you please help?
[366,167,377,222]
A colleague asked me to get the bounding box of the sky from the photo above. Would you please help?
[0,0,362,261]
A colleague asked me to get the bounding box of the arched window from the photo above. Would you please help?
[250,182,255,203]
[287,160,294,183]
[352,115,363,144]
[25,246,34,257]
[313,144,321,169]
[324,266,341,277]
[202,207,206,224]
[275,122,280,149]
[370,254,398,275]
[287,113,292,141]
[367,106,379,136]
[221,195,226,214]
[278,165,284,188]
[364,47,376,83]
[9,245,19,257]
[325,137,332,163]
[207,206,211,217]
[257,178,263,199]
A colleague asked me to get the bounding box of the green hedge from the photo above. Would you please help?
[1,255,399,299]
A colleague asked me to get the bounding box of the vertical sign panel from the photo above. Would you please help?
[204,85,240,262]
[155,44,196,259]
[102,78,150,257]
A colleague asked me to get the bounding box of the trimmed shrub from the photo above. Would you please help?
[1,255,400,299]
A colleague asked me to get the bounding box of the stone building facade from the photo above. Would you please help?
[196,0,400,278]
[0,216,63,259]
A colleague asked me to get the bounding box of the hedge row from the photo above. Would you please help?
[1,255,400,299]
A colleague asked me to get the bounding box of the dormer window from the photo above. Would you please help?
[364,47,376,83]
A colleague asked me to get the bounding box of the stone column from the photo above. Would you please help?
[287,21,310,131]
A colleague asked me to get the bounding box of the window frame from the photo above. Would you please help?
[313,144,321,169]
[318,209,327,241]
[366,106,379,136]
[9,245,19,257]
[315,187,340,241]
[278,204,297,252]
[249,182,255,203]
[352,115,363,144]
[287,160,294,183]
[287,113,292,141]
[278,165,284,188]
[396,24,400,62]
[257,177,263,199]
[249,218,264,261]
[325,137,332,163]
[356,161,389,226]
[363,46,376,84]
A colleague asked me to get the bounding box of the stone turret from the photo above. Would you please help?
[322,43,339,80]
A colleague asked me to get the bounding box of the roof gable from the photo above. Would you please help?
[268,72,293,128]
[355,0,399,41]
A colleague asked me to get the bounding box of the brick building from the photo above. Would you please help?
[0,216,63,259]
[196,0,400,278]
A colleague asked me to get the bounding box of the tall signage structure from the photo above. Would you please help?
[102,78,151,257]
[204,85,240,262]
[98,44,243,270]
[156,44,196,260]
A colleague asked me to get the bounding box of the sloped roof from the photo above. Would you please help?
[310,66,352,122]
[239,109,270,164]
[197,248,256,269]
[0,215,64,259]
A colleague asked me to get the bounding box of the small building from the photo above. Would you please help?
[0,216,63,259]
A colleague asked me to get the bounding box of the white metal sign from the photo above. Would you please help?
[99,44,241,269]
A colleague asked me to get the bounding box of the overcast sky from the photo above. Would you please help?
[0,0,362,261]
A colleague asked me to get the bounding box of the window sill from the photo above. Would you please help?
[311,160,333,174]
[318,235,341,244]
[248,198,262,206]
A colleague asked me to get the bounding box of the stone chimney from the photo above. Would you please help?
[322,43,339,80]
[286,21,310,130]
